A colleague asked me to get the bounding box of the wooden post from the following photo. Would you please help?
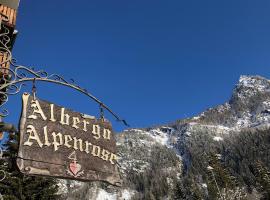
[0,0,19,139]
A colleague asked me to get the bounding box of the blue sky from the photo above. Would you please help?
[3,0,270,133]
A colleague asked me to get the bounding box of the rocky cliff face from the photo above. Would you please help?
[59,75,270,200]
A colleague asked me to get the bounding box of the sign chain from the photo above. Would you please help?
[32,78,37,100]
[100,103,105,121]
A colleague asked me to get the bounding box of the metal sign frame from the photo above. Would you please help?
[0,9,127,185]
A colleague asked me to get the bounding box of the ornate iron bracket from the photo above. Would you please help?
[0,65,129,126]
[0,147,6,182]
[0,9,130,186]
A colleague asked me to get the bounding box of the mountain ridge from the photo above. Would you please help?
[59,75,270,200]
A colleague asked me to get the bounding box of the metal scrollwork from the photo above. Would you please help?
[0,12,128,126]
[0,170,6,182]
[0,147,6,182]
[0,147,3,159]
[0,12,12,64]
[0,64,128,126]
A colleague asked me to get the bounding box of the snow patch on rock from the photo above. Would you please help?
[120,189,134,200]
[236,112,252,128]
[213,136,223,141]
[202,183,207,188]
[149,129,170,146]
[239,75,269,92]
[263,101,270,108]
[96,189,117,200]
[217,103,231,113]
[235,76,270,100]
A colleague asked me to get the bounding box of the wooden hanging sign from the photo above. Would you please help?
[17,93,122,186]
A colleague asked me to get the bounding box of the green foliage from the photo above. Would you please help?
[0,133,60,200]
[173,175,205,200]
[208,154,236,189]
[223,129,270,188]
[253,161,270,200]
[206,154,237,199]
[128,145,179,200]
[199,106,235,126]
[119,106,270,199]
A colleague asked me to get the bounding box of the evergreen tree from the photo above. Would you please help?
[0,132,60,200]
[254,161,270,200]
[173,179,186,200]
[173,175,205,200]
[206,154,238,199]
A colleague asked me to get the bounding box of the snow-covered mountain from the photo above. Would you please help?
[59,75,270,200]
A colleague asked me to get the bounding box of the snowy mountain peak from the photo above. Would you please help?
[237,75,270,92]
[58,75,270,199]
[231,75,270,103]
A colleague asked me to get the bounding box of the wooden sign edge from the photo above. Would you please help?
[16,93,123,187]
